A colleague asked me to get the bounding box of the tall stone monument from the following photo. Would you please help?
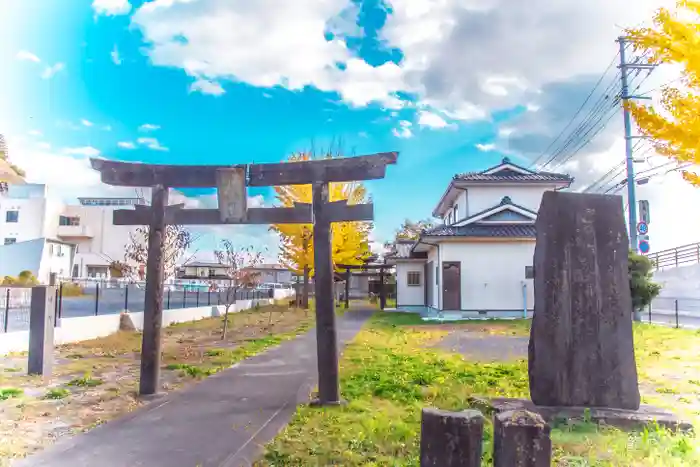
[529,191,640,410]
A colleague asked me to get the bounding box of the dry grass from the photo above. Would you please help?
[0,304,312,466]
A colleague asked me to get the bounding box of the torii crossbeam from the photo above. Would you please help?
[89,152,398,405]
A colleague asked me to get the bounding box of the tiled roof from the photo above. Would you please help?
[453,157,572,183]
[454,170,572,182]
[423,223,537,238]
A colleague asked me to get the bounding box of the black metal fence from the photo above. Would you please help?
[0,282,277,333]
[646,296,700,329]
[0,287,31,333]
[649,242,700,270]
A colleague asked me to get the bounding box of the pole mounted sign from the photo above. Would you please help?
[636,221,648,236]
[638,239,650,255]
[638,200,650,224]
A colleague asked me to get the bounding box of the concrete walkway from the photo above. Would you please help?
[15,309,374,467]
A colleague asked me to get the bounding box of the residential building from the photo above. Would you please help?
[0,183,142,278]
[386,157,573,315]
[177,262,229,280]
[0,238,75,283]
[242,264,293,284]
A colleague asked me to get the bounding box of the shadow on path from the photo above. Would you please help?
[15,309,375,467]
[435,331,528,362]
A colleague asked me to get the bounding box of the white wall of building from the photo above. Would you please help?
[468,185,557,215]
[396,262,425,306]
[0,238,74,283]
[38,241,74,283]
[0,184,48,245]
[61,205,139,277]
[427,246,439,309]
[442,184,559,222]
[440,240,534,311]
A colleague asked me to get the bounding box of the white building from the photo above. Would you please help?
[0,183,142,279]
[387,157,572,316]
[0,238,75,283]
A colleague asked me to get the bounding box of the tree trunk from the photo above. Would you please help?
[303,265,310,309]
[222,306,230,340]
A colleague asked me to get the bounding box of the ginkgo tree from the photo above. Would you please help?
[270,152,373,307]
[626,1,700,185]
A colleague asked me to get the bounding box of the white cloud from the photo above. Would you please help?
[27,130,42,137]
[16,50,40,63]
[41,63,65,79]
[138,123,160,132]
[190,78,225,96]
[417,110,453,129]
[392,120,413,139]
[80,119,94,127]
[63,146,101,157]
[111,45,122,65]
[36,142,51,150]
[380,0,672,113]
[117,141,136,149]
[137,137,169,151]
[476,143,496,152]
[93,0,132,16]
[130,0,408,107]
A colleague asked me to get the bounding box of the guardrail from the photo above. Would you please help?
[648,242,700,271]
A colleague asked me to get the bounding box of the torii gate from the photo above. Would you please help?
[89,152,398,406]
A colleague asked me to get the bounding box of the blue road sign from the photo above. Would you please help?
[639,239,650,254]
[637,221,648,235]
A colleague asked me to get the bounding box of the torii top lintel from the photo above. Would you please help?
[89,152,398,188]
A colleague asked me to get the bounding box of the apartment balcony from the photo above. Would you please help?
[57,225,94,238]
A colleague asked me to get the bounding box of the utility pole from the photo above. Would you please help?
[618,37,656,247]
[618,36,639,253]
[618,36,656,322]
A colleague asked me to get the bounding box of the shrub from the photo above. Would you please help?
[44,388,70,399]
[60,283,84,297]
[629,250,662,311]
[0,388,23,400]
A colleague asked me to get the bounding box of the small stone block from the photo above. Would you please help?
[420,408,484,467]
[309,398,347,408]
[490,398,693,433]
[493,410,551,467]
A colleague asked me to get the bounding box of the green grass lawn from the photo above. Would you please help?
[258,314,700,466]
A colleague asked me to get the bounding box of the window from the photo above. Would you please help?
[407,271,421,287]
[5,210,18,223]
[208,268,217,277]
[59,216,80,226]
[3,238,16,245]
[48,244,54,255]
[454,205,459,222]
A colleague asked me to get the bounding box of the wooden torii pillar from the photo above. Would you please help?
[89,153,398,405]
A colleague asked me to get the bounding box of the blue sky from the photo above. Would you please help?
[3,0,698,256]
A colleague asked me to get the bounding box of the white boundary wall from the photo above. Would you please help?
[0,288,294,355]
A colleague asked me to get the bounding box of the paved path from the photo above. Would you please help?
[15,309,374,467]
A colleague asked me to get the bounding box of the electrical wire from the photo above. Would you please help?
[582,160,626,193]
[529,51,622,169]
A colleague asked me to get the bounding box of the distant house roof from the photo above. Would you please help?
[421,224,537,238]
[183,261,225,268]
[454,158,572,183]
[433,157,573,217]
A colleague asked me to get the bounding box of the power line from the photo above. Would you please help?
[541,90,620,169]
[547,96,621,170]
[529,51,621,169]
[582,160,626,193]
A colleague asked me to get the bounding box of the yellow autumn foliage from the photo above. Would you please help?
[270,153,373,275]
[626,1,700,185]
